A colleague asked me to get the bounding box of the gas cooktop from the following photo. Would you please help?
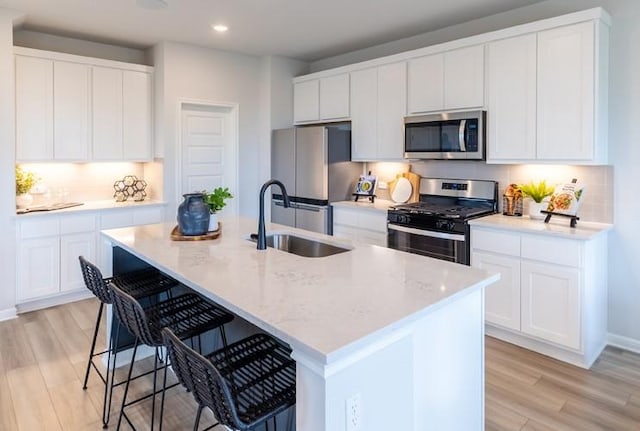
[389,202,494,220]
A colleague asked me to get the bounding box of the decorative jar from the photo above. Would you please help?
[177,193,210,236]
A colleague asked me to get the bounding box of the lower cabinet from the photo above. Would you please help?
[471,226,607,368]
[16,205,165,305]
[332,205,387,247]
[17,214,96,302]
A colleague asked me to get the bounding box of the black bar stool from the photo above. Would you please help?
[161,327,296,431]
[110,282,234,430]
[79,256,179,428]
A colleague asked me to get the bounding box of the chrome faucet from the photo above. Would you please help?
[257,179,290,250]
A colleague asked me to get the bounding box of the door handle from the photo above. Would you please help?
[458,119,467,152]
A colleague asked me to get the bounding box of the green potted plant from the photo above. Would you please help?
[517,180,555,219]
[15,165,39,209]
[203,187,233,231]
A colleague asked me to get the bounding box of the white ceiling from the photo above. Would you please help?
[1,0,545,61]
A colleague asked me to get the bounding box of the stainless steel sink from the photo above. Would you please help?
[250,233,351,258]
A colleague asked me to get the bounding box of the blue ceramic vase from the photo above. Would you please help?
[177,193,210,236]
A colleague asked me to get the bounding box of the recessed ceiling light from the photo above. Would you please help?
[211,24,229,33]
[136,0,168,10]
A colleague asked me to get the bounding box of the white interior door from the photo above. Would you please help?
[180,105,238,216]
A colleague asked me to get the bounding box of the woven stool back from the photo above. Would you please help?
[110,283,158,347]
[79,256,113,304]
[161,327,241,429]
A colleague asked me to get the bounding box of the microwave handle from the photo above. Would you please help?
[458,119,467,152]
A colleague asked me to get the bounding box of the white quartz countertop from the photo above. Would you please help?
[102,217,499,364]
[469,213,612,240]
[332,199,395,212]
[15,199,166,218]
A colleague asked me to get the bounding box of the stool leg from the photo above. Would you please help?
[159,348,169,431]
[193,406,203,431]
[117,338,139,430]
[103,321,122,428]
[83,302,104,389]
[151,347,160,431]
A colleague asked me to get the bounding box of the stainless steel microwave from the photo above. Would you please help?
[404,110,486,160]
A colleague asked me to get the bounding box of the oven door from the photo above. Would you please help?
[387,224,469,265]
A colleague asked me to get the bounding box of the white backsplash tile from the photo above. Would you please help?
[366,161,613,223]
[17,162,155,205]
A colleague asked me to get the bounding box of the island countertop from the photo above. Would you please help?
[102,217,499,365]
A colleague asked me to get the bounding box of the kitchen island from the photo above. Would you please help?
[101,217,499,431]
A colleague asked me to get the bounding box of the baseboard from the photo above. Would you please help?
[607,333,640,355]
[0,307,17,322]
[16,290,94,314]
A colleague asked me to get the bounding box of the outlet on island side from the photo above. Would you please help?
[346,393,362,431]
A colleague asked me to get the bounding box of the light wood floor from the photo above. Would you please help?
[1,298,639,430]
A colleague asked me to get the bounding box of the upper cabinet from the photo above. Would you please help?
[293,73,349,124]
[292,8,610,165]
[15,47,154,162]
[487,20,609,164]
[486,34,537,161]
[407,45,484,114]
[351,62,406,161]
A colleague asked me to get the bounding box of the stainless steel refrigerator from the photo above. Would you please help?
[271,124,362,235]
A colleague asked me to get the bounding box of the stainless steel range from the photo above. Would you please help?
[387,178,498,265]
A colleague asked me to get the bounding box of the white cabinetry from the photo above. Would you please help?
[486,34,537,161]
[487,19,609,164]
[54,61,91,160]
[351,62,406,161]
[537,21,601,161]
[294,74,350,124]
[407,45,484,114]
[15,55,54,160]
[17,214,96,302]
[15,47,154,162]
[332,205,387,247]
[471,225,607,368]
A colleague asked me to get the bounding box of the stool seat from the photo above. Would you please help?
[112,267,179,300]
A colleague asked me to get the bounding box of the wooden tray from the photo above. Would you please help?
[170,225,221,241]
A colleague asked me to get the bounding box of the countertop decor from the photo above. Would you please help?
[113,175,147,202]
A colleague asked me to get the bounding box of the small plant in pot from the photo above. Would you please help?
[203,187,233,231]
[15,165,39,209]
[518,180,555,220]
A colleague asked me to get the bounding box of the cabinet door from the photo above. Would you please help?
[537,22,594,160]
[376,62,406,160]
[17,237,60,301]
[521,261,581,349]
[15,55,54,161]
[444,45,485,110]
[293,80,320,123]
[92,66,124,160]
[407,54,444,114]
[60,232,96,293]
[54,61,90,160]
[319,74,350,120]
[350,68,378,161]
[486,35,537,161]
[123,71,153,160]
[472,251,521,331]
[133,206,164,225]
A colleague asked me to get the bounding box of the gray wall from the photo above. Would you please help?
[0,9,23,317]
[313,0,640,348]
[13,29,148,64]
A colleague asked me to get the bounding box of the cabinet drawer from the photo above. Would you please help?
[100,210,133,229]
[19,217,60,239]
[471,229,520,256]
[333,208,358,226]
[521,235,581,267]
[60,214,96,234]
[359,211,387,233]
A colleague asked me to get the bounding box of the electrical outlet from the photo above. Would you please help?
[346,393,362,431]
[378,181,388,190]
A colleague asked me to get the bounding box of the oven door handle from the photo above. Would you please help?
[388,224,466,241]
